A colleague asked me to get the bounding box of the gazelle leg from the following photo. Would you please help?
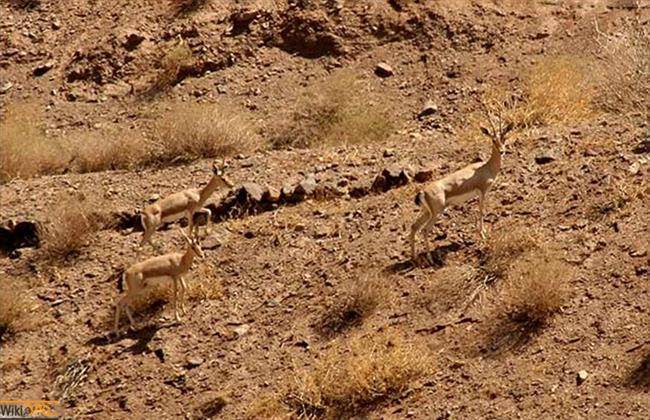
[200,208,212,236]
[410,208,431,261]
[125,305,136,329]
[172,276,181,321]
[479,192,487,240]
[421,213,439,258]
[114,300,124,333]
[187,211,195,238]
[179,276,188,316]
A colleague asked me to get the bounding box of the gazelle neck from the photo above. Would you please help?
[198,175,222,206]
[180,247,197,268]
[486,141,503,173]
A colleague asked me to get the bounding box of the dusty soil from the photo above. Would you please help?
[1,0,648,419]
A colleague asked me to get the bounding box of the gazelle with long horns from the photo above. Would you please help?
[114,230,204,334]
[139,160,234,248]
[409,106,514,261]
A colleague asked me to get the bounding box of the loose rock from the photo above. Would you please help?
[535,149,557,164]
[33,60,55,77]
[418,100,438,119]
[375,62,394,78]
[576,370,588,385]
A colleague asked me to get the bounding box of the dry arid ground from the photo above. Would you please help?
[0,0,648,419]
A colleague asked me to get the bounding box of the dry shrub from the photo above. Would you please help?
[594,16,649,118]
[0,277,38,341]
[65,131,149,173]
[0,103,67,181]
[317,276,388,336]
[254,333,432,418]
[517,55,595,126]
[587,182,647,221]
[145,38,195,97]
[169,0,209,16]
[501,251,571,327]
[40,195,105,260]
[481,244,571,356]
[154,101,260,162]
[271,70,394,149]
[482,226,539,280]
[0,103,150,180]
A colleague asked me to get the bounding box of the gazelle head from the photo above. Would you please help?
[180,230,205,260]
[480,121,514,152]
[211,158,234,189]
[479,99,515,153]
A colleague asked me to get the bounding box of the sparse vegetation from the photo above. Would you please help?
[270,70,395,149]
[169,0,210,16]
[0,103,67,182]
[65,130,149,174]
[482,226,539,280]
[517,55,595,126]
[481,242,572,356]
[145,37,195,97]
[40,195,105,261]
[0,103,150,181]
[501,251,571,327]
[251,333,432,418]
[317,276,388,336]
[594,16,649,118]
[153,101,260,162]
[0,277,37,341]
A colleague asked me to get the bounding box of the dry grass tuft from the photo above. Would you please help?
[252,333,432,418]
[145,38,195,97]
[501,252,571,327]
[517,55,595,126]
[65,130,149,174]
[317,276,388,336]
[40,195,105,261]
[0,103,67,182]
[153,101,260,162]
[0,103,149,181]
[0,277,38,341]
[270,70,394,149]
[594,16,649,118]
[169,0,210,16]
[481,244,571,356]
[482,226,539,280]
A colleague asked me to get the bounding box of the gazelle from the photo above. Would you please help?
[409,112,514,261]
[139,161,234,248]
[114,230,204,334]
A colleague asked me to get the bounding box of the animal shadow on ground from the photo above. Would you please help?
[85,299,178,352]
[626,350,650,389]
[385,242,461,273]
[479,314,545,358]
[195,395,228,418]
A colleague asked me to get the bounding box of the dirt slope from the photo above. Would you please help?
[1,0,648,419]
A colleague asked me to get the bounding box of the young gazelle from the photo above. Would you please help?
[140,161,234,248]
[114,230,204,334]
[409,111,514,261]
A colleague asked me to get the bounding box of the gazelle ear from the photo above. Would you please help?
[179,229,191,243]
[480,126,491,138]
[501,121,515,137]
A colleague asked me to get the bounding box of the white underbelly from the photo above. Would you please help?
[143,276,174,288]
[161,212,186,223]
[445,189,479,207]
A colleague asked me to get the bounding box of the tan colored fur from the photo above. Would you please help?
[140,163,233,248]
[114,231,204,333]
[409,122,513,261]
